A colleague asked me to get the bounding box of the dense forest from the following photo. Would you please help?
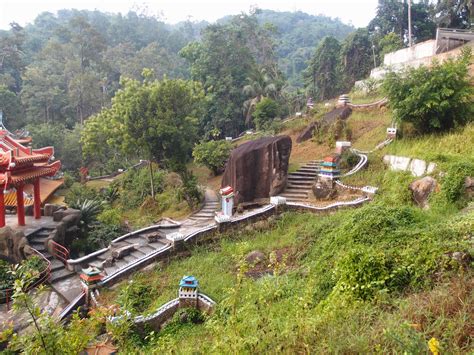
[0,1,470,173]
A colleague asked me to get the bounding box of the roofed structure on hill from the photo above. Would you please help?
[0,129,61,227]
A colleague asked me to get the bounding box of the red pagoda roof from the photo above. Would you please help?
[0,130,60,188]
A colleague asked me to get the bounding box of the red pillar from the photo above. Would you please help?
[33,179,41,219]
[16,184,25,226]
[0,188,5,228]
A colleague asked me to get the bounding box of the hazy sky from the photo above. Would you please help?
[0,0,378,30]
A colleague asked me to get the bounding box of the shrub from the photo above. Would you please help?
[253,98,279,130]
[64,183,99,205]
[192,140,232,176]
[117,279,153,314]
[86,223,123,251]
[177,171,203,208]
[442,160,474,206]
[334,248,413,300]
[118,167,165,208]
[97,207,122,226]
[383,48,473,134]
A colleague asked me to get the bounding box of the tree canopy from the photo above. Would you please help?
[82,76,205,170]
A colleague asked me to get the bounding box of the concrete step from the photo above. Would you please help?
[104,266,118,276]
[281,192,308,199]
[288,176,316,182]
[122,254,138,264]
[189,215,213,220]
[149,241,167,249]
[32,244,47,253]
[50,259,65,272]
[286,184,312,190]
[35,229,53,237]
[192,213,215,218]
[298,168,319,173]
[50,268,75,283]
[50,275,83,303]
[130,249,146,258]
[114,259,128,269]
[41,251,54,260]
[282,192,308,198]
[137,245,156,255]
[291,172,318,177]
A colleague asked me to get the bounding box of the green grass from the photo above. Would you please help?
[386,123,474,166]
[99,153,473,352]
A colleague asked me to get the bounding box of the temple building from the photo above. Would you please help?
[0,129,61,227]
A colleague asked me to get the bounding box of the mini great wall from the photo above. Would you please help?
[0,97,399,332]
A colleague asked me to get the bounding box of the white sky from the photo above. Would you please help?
[0,1,378,30]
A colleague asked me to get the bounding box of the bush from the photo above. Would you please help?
[334,248,412,300]
[253,98,279,130]
[383,48,474,134]
[86,223,123,251]
[97,207,122,226]
[118,167,165,208]
[64,183,100,206]
[177,171,203,208]
[192,140,233,176]
[443,161,474,206]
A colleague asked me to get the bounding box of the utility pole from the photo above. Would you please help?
[408,0,413,47]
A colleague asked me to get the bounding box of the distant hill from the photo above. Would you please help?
[254,10,354,87]
[217,10,354,87]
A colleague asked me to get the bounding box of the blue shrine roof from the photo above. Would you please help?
[179,275,199,288]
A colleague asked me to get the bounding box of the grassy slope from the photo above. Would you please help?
[98,108,473,353]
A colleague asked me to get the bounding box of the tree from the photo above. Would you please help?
[82,75,205,195]
[304,36,342,101]
[340,28,373,88]
[378,32,404,63]
[242,67,278,125]
[252,97,279,130]
[434,0,472,28]
[369,0,435,45]
[193,140,233,176]
[383,48,473,134]
[180,13,280,137]
[0,85,23,129]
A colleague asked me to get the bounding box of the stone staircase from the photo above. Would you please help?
[281,161,321,202]
[27,228,81,303]
[85,231,172,277]
[188,200,220,222]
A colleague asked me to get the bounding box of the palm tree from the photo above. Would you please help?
[242,67,278,126]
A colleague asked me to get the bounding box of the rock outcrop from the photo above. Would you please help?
[296,122,319,143]
[409,176,438,209]
[221,136,292,205]
[312,177,337,200]
[296,107,352,143]
[0,227,30,263]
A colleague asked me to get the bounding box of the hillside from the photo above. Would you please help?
[94,106,473,353]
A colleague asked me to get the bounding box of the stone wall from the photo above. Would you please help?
[383,155,437,177]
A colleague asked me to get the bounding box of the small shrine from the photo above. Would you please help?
[178,275,198,307]
[0,126,61,227]
[387,127,397,139]
[319,155,340,179]
[219,186,234,217]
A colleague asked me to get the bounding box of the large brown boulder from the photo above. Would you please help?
[409,176,438,209]
[222,135,292,205]
[296,122,319,143]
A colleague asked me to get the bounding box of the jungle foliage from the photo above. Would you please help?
[383,49,473,134]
